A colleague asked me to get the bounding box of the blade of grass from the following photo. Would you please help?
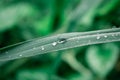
[0,28,120,61]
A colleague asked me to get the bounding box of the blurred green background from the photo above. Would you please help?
[0,0,120,80]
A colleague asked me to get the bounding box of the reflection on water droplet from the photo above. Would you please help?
[97,36,100,39]
[104,35,107,38]
[19,54,22,57]
[52,42,57,46]
[41,46,44,50]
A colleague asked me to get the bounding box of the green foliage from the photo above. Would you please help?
[16,67,49,80]
[86,43,119,77]
[0,3,36,32]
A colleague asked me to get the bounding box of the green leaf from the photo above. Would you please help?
[0,3,37,32]
[97,0,120,16]
[86,43,119,77]
[16,68,49,80]
[67,73,93,80]
[0,28,120,61]
[16,66,64,80]
[33,12,54,35]
[33,0,55,35]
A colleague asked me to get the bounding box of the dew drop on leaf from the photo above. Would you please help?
[97,36,100,39]
[52,42,57,46]
[58,38,67,44]
[104,35,107,38]
[19,54,22,57]
[41,46,44,50]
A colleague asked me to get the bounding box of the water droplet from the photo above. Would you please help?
[97,36,100,39]
[52,42,57,46]
[41,46,44,50]
[19,54,22,57]
[58,38,67,44]
[104,35,107,38]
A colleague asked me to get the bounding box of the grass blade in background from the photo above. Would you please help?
[0,3,37,32]
[86,43,119,78]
